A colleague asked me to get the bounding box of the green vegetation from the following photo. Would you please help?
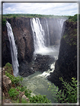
[8,88,19,99]
[4,62,78,103]
[21,98,28,103]
[29,95,51,103]
[62,14,77,46]
[4,62,13,74]
[3,62,51,103]
[68,14,77,22]
[3,13,68,19]
[48,77,77,103]
[13,16,16,19]
[2,18,6,26]
[5,71,23,85]
[25,89,32,98]
[68,14,80,23]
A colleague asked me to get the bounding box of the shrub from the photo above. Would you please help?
[21,98,28,103]
[8,88,19,99]
[2,18,6,26]
[30,95,51,103]
[5,71,23,85]
[68,14,77,22]
[25,89,32,98]
[48,77,77,103]
[13,16,16,19]
[16,86,27,92]
[4,63,13,74]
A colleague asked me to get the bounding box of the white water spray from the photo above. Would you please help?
[46,19,50,46]
[6,21,19,76]
[31,18,66,57]
[31,18,47,54]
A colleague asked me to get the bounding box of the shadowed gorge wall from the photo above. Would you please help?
[2,17,34,76]
[3,17,76,79]
[2,17,64,66]
[48,19,77,89]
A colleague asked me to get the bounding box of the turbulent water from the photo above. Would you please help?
[22,17,66,102]
[21,45,59,102]
[30,18,66,56]
[21,62,58,103]
[6,21,19,76]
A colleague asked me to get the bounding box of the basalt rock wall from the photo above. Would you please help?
[2,17,65,76]
[48,20,77,89]
[2,17,34,76]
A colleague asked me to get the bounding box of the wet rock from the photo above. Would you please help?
[19,60,34,77]
[2,17,34,67]
[32,54,55,72]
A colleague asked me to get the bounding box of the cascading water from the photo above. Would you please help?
[21,17,66,102]
[30,18,47,55]
[30,17,66,56]
[45,19,50,46]
[6,21,19,77]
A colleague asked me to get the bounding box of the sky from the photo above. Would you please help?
[3,3,78,16]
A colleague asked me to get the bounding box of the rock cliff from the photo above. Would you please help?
[48,18,77,89]
[2,17,34,76]
[2,17,64,76]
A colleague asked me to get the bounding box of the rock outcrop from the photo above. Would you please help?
[2,25,12,66]
[2,17,66,76]
[2,17,34,76]
[19,60,34,77]
[48,19,77,89]
[7,17,34,63]
[3,75,12,94]
[31,54,55,72]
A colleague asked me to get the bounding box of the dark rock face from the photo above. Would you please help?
[7,17,34,63]
[2,26,12,66]
[48,20,77,89]
[19,60,34,77]
[2,17,34,76]
[31,54,55,72]
[2,17,65,77]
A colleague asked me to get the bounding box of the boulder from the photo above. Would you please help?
[3,99,12,103]
[22,95,29,102]
[3,75,12,93]
[32,54,55,72]
[18,91,25,102]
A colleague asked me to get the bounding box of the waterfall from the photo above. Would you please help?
[6,21,19,76]
[45,19,50,46]
[30,17,66,56]
[30,18,47,54]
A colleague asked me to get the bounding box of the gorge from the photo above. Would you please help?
[2,15,77,102]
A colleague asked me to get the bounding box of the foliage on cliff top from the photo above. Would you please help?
[3,13,68,19]
[63,14,77,46]
[68,14,80,22]
[2,18,6,26]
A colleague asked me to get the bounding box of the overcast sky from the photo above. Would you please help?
[3,3,78,16]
